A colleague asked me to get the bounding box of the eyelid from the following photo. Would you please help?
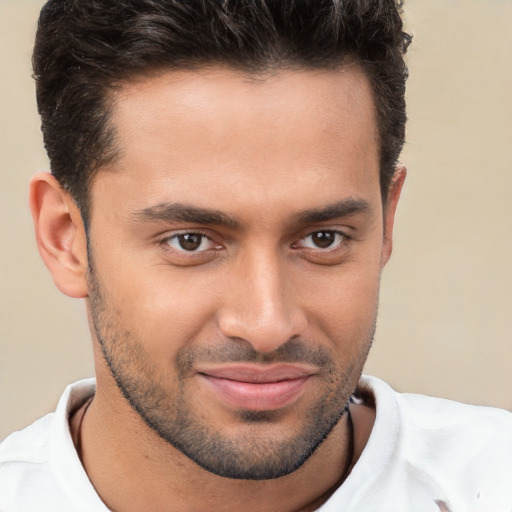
[293,229,351,250]
[160,230,222,254]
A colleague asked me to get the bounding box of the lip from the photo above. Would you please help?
[197,364,316,411]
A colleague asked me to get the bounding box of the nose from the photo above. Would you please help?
[218,249,307,353]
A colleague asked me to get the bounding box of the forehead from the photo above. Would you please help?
[111,65,377,151]
[92,65,380,220]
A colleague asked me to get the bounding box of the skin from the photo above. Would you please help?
[30,65,405,512]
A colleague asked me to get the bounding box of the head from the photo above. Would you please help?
[30,0,410,481]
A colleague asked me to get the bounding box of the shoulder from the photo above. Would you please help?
[0,412,55,465]
[0,379,98,510]
[361,374,512,431]
[359,376,512,506]
[362,375,512,452]
[0,378,96,460]
[392,381,512,452]
[0,405,60,509]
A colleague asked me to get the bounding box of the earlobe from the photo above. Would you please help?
[381,164,407,267]
[29,172,89,298]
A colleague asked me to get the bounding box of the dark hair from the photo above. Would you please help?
[33,0,411,218]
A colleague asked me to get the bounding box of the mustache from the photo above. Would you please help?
[176,338,335,373]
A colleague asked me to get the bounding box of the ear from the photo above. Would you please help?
[381,164,406,267]
[29,172,89,298]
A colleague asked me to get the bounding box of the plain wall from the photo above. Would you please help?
[1,0,511,441]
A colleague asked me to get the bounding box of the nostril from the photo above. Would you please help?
[218,309,307,354]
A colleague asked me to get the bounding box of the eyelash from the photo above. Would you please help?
[162,231,220,254]
[160,229,350,256]
[292,230,349,252]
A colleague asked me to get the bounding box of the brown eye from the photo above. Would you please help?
[311,231,336,248]
[166,233,211,252]
[299,230,345,250]
[178,234,202,251]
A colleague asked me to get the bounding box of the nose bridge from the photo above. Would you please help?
[218,244,307,353]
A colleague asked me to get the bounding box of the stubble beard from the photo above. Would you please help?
[87,264,375,480]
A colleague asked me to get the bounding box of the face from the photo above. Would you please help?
[86,66,397,479]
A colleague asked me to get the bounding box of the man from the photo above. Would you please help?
[0,0,510,510]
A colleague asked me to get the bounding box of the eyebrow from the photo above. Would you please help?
[132,197,371,230]
[294,198,372,224]
[132,203,240,230]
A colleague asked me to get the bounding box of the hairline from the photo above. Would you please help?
[79,57,392,226]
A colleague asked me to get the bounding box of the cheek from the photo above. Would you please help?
[103,267,221,355]
[301,262,381,346]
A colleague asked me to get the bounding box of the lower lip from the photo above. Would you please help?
[200,375,311,411]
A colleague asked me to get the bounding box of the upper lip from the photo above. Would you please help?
[196,364,317,383]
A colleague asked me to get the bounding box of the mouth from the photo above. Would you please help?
[196,364,316,411]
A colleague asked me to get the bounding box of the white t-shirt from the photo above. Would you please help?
[1,376,511,511]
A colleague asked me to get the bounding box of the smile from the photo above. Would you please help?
[197,364,315,411]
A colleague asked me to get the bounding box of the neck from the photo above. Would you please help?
[77,389,358,512]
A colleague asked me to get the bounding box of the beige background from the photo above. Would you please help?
[1,0,511,441]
